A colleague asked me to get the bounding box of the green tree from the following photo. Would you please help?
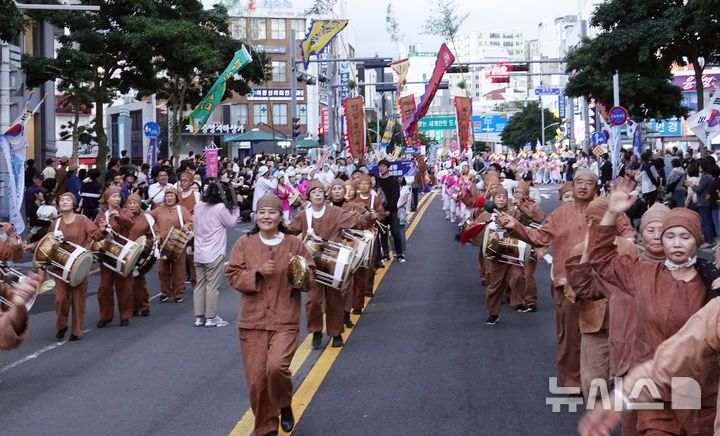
[0,0,27,42]
[573,0,720,111]
[22,1,164,173]
[500,102,558,150]
[125,3,269,165]
[420,0,469,96]
[564,36,686,120]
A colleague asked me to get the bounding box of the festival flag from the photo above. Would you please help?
[626,119,643,158]
[398,95,421,145]
[189,46,253,133]
[687,87,720,147]
[402,44,455,134]
[454,96,472,152]
[390,58,410,93]
[300,20,349,69]
[344,96,366,159]
[1,92,47,234]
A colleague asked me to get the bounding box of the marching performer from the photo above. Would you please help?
[287,179,372,348]
[350,173,385,315]
[150,188,193,303]
[0,221,35,349]
[579,178,717,436]
[95,186,134,328]
[226,194,315,436]
[126,192,155,317]
[496,168,598,388]
[512,181,544,312]
[45,192,103,341]
[177,170,201,287]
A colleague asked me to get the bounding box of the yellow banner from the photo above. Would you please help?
[390,58,410,93]
[300,20,349,68]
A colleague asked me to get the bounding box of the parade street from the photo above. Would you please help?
[1,186,578,436]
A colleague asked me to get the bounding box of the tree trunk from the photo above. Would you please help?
[94,92,108,175]
[71,109,80,162]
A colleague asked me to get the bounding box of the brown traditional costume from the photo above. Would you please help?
[588,209,717,435]
[149,188,192,300]
[226,195,314,436]
[94,187,135,324]
[126,193,155,314]
[177,172,200,287]
[287,179,372,339]
[50,192,103,339]
[0,238,28,349]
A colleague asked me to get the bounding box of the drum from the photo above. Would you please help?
[340,229,374,273]
[481,222,532,267]
[303,234,353,290]
[91,234,146,277]
[33,234,94,287]
[359,229,377,269]
[159,227,191,262]
[135,237,159,275]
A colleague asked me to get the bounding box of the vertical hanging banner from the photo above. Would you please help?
[0,92,46,234]
[626,119,643,158]
[401,44,455,134]
[454,96,472,152]
[189,45,253,133]
[204,144,220,177]
[398,95,421,145]
[344,96,366,159]
[300,20,349,69]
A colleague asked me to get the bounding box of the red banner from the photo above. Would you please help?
[398,95,421,145]
[454,96,472,151]
[344,96,366,158]
[402,43,455,133]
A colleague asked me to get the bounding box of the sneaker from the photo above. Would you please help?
[514,305,527,313]
[159,296,170,303]
[398,255,406,263]
[194,316,205,327]
[205,316,229,327]
[485,315,499,326]
[526,304,538,312]
[173,297,184,303]
[331,335,344,348]
[312,332,323,348]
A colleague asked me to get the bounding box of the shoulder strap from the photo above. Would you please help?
[54,217,61,233]
[144,213,156,238]
[176,205,184,228]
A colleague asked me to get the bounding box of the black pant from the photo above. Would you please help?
[642,190,658,206]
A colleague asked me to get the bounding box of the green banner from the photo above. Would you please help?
[189,45,253,133]
[418,116,457,131]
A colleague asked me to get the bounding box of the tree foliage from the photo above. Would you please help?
[420,0,468,42]
[566,0,720,115]
[125,3,269,164]
[385,2,402,43]
[0,0,28,42]
[22,0,267,170]
[500,102,559,150]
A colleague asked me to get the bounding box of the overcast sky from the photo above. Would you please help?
[205,0,578,57]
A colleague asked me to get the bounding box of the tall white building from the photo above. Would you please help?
[454,30,525,62]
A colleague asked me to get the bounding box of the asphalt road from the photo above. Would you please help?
[0,187,581,435]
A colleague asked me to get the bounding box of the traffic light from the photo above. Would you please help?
[588,105,597,133]
[488,75,510,83]
[447,65,469,74]
[499,63,529,72]
[292,117,301,139]
[318,126,325,145]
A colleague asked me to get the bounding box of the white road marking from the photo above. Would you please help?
[0,328,92,374]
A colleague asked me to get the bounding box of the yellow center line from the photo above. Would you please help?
[230,193,437,436]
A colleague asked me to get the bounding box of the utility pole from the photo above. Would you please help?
[0,41,9,132]
[290,29,297,144]
[540,96,545,149]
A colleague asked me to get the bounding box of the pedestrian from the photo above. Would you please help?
[54,157,69,196]
[147,167,172,208]
[192,180,239,328]
[78,168,103,220]
[396,176,412,263]
[599,153,612,191]
[24,159,38,188]
[376,159,405,262]
[41,157,56,180]
[226,194,314,436]
[65,164,81,201]
[636,152,660,206]
[687,159,715,248]
[664,158,686,208]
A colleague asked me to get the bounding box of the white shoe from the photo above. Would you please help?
[205,316,229,327]
[194,316,205,327]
